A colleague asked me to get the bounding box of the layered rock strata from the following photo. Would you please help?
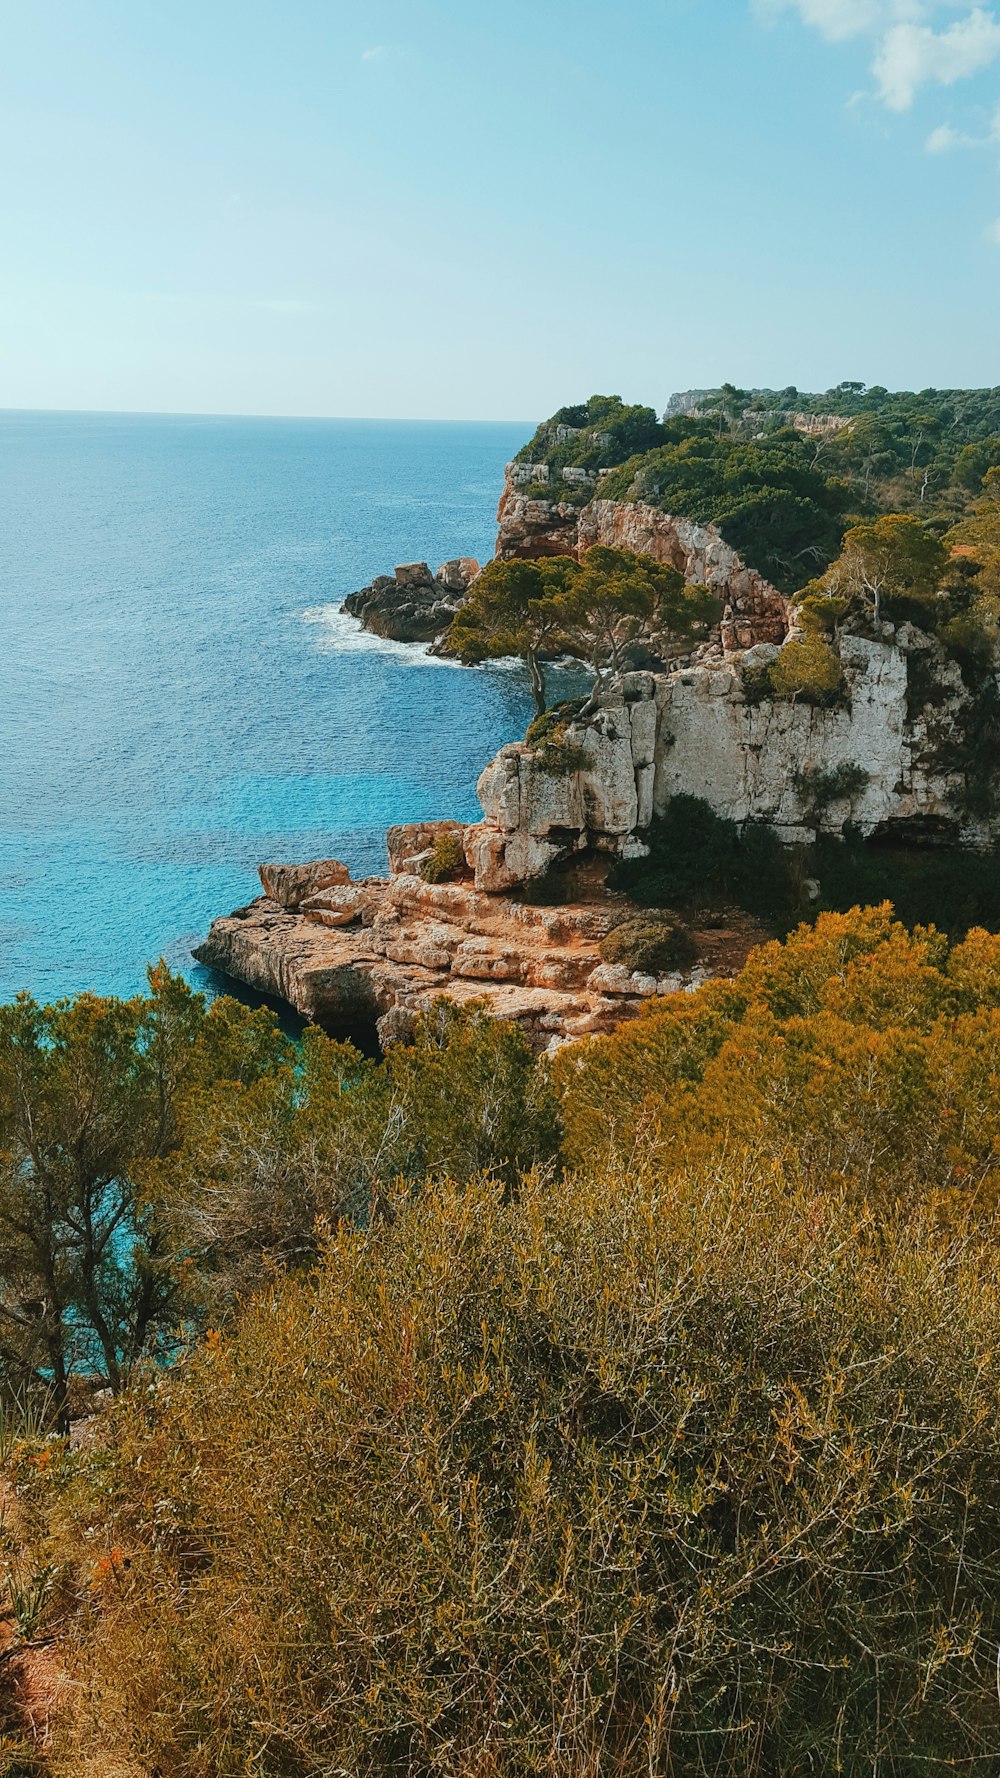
[193,840,750,1053]
[342,558,479,643]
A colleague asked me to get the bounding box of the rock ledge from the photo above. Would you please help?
[194,843,758,1053]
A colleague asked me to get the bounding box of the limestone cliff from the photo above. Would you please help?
[462,622,997,892]
[495,468,789,653]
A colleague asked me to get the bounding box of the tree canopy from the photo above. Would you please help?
[517,384,1000,593]
[446,546,718,714]
[805,513,950,625]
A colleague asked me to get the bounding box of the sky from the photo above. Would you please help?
[2,0,1000,419]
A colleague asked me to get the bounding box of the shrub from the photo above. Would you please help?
[525,699,585,748]
[58,1162,1000,1777]
[421,831,466,883]
[608,794,796,923]
[768,631,844,704]
[554,904,1000,1194]
[794,760,870,824]
[794,587,851,632]
[525,699,591,776]
[144,1000,562,1316]
[600,912,697,975]
[815,830,1000,933]
[608,794,1000,937]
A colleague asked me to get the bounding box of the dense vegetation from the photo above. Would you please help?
[517,385,1000,593]
[608,792,1000,936]
[1,908,1000,1772]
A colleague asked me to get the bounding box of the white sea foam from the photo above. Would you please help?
[300,602,465,667]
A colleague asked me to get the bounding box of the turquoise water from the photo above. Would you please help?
[0,411,543,1004]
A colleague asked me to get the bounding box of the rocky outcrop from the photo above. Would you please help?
[495,469,790,654]
[258,859,350,910]
[194,853,755,1053]
[664,391,851,438]
[463,624,997,891]
[385,819,466,876]
[342,558,479,643]
[463,700,649,892]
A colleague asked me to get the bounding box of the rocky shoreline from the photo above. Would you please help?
[201,455,996,1040]
[341,557,478,643]
[194,834,761,1052]
[340,470,792,660]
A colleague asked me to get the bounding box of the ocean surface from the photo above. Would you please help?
[0,411,556,1006]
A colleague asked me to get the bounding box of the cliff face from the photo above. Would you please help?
[463,623,995,893]
[496,469,789,652]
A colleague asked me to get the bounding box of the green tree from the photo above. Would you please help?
[446,557,573,715]
[837,411,897,500]
[769,631,843,703]
[147,1001,561,1315]
[0,967,290,1427]
[954,437,1000,491]
[553,546,718,713]
[821,514,948,624]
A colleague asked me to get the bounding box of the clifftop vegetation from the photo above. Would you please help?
[516,385,1000,593]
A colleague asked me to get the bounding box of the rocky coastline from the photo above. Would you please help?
[194,835,760,1053]
[341,469,791,659]
[199,454,998,1041]
[341,557,478,643]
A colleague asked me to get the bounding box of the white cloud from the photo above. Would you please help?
[362,45,387,61]
[925,118,983,144]
[987,215,1000,238]
[874,9,1000,108]
[756,3,1000,106]
[755,0,929,41]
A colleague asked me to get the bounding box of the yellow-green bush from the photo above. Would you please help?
[421,831,466,883]
[768,631,843,703]
[28,907,1000,1774]
[57,1164,1000,1776]
[554,904,1000,1203]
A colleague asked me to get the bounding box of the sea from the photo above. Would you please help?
[0,410,558,1007]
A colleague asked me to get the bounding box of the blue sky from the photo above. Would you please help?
[2,0,1000,418]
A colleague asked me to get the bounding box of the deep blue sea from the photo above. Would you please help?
[0,411,549,1005]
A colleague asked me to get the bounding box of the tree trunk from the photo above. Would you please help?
[579,666,607,720]
[527,649,546,718]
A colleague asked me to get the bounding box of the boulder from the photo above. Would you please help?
[258,860,350,910]
[300,884,371,927]
[436,557,479,591]
[394,562,435,589]
[342,562,470,644]
[386,819,467,877]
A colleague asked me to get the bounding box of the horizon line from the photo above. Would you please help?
[0,403,538,425]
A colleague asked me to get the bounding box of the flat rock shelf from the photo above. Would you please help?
[194,839,762,1053]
